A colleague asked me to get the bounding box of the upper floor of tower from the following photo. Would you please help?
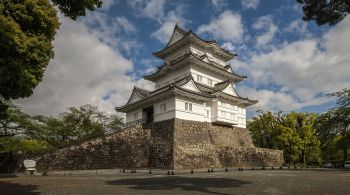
[152,24,237,66]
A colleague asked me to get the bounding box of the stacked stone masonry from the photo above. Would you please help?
[36,119,283,171]
[36,127,151,171]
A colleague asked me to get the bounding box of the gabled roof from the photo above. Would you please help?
[117,75,257,112]
[194,79,257,106]
[213,91,258,106]
[124,87,151,105]
[153,25,237,61]
[144,52,246,83]
[165,24,188,47]
[135,87,151,97]
[116,78,215,112]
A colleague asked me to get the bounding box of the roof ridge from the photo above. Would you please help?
[153,25,237,60]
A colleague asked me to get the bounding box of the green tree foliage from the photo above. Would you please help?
[52,0,102,20]
[248,111,320,165]
[0,101,28,153]
[26,104,123,147]
[297,0,350,25]
[0,0,102,116]
[315,89,350,162]
[0,0,59,101]
[0,101,31,137]
[1,102,123,154]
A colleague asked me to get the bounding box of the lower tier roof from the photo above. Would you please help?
[116,76,257,112]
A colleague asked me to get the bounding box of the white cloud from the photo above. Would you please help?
[151,8,188,44]
[252,15,278,46]
[222,42,235,52]
[211,0,227,10]
[81,11,140,54]
[197,11,244,42]
[128,0,166,23]
[240,87,330,113]
[241,0,260,10]
[15,16,154,116]
[238,16,350,113]
[115,16,137,33]
[100,0,117,11]
[285,20,310,37]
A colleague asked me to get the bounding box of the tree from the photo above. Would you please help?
[297,0,350,25]
[248,111,321,165]
[315,89,350,162]
[0,101,31,138]
[26,104,123,147]
[0,101,47,172]
[282,112,320,164]
[0,0,102,116]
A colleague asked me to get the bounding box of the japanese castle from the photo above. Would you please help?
[116,25,257,128]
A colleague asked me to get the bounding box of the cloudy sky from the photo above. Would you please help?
[17,0,350,118]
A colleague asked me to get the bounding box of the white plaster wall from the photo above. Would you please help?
[211,100,218,119]
[126,108,143,123]
[211,99,247,128]
[190,65,227,86]
[175,95,206,122]
[203,101,212,122]
[190,45,226,65]
[153,96,176,122]
[154,65,190,89]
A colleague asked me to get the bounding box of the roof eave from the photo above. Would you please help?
[153,31,237,61]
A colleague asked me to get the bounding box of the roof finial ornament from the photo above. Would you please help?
[175,20,180,27]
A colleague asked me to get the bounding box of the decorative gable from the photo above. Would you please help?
[128,93,143,104]
[222,84,238,97]
[167,28,186,46]
[180,79,201,93]
[126,88,149,105]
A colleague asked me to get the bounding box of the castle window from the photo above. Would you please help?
[160,103,166,113]
[207,79,212,86]
[221,102,226,108]
[133,112,138,120]
[185,102,192,111]
[206,110,210,117]
[221,111,226,118]
[196,75,202,82]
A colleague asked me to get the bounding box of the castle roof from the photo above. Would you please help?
[153,25,237,61]
[144,51,246,83]
[116,75,256,112]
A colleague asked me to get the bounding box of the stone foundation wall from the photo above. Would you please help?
[147,119,174,168]
[172,119,283,169]
[36,118,283,171]
[36,126,150,171]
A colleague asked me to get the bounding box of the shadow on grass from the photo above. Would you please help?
[105,176,250,195]
[0,181,39,195]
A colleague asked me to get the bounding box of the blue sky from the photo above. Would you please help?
[17,0,350,118]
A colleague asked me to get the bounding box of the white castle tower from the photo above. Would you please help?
[116,25,257,128]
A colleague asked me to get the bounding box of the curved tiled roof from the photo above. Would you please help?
[144,52,246,82]
[116,81,215,112]
[153,25,237,61]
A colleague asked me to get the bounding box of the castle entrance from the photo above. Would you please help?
[143,106,154,123]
